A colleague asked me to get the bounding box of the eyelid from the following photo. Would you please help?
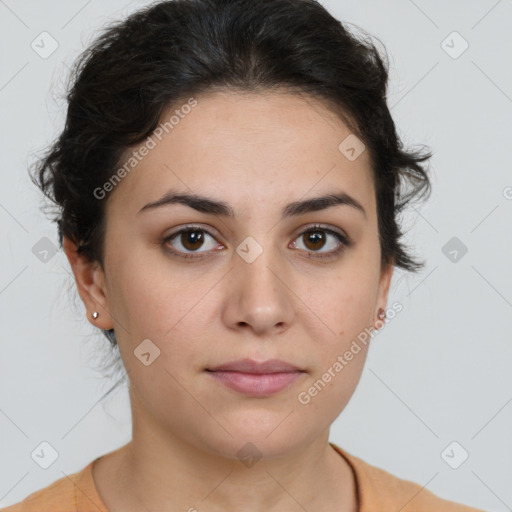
[164,222,349,241]
[293,223,350,243]
[163,223,223,243]
[163,222,351,259]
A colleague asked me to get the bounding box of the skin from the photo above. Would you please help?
[63,89,394,512]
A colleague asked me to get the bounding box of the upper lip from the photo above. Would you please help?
[207,358,304,374]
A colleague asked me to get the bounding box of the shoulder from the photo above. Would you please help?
[330,443,486,512]
[1,465,89,512]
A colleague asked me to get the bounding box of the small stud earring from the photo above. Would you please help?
[92,311,99,319]
[377,308,386,320]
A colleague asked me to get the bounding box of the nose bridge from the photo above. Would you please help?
[235,233,284,297]
[225,233,295,333]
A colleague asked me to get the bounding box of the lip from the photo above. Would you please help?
[205,358,306,397]
[207,358,303,374]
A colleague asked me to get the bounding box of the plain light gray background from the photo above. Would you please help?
[1,0,511,510]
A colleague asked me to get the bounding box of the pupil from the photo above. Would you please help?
[183,230,203,250]
[305,231,325,250]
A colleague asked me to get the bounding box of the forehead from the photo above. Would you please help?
[106,90,375,219]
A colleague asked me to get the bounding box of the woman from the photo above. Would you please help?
[3,0,485,510]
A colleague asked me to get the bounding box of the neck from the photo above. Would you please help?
[92,394,357,512]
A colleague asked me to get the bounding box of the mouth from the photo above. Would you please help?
[205,358,306,397]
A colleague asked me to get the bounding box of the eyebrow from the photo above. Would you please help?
[137,189,366,219]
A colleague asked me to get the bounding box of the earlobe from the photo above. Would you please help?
[62,236,113,330]
[375,261,394,322]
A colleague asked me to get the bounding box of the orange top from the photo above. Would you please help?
[1,442,485,512]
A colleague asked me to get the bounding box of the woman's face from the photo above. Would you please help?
[76,90,393,459]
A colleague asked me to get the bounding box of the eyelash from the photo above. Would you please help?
[162,224,351,261]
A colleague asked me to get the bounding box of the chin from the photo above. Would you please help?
[194,413,317,462]
[204,435,307,463]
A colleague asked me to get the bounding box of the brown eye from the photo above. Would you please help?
[302,230,327,251]
[291,225,350,260]
[164,227,221,258]
[177,229,205,251]
[163,224,349,262]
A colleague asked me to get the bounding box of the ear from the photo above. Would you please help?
[374,260,394,321]
[62,236,113,330]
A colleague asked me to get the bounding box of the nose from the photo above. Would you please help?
[220,245,295,337]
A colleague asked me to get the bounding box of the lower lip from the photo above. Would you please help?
[206,371,304,397]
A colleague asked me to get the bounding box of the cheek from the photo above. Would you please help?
[105,241,191,338]
[106,252,222,393]
[305,265,378,341]
[295,263,378,411]
[300,231,381,333]
[296,316,371,429]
